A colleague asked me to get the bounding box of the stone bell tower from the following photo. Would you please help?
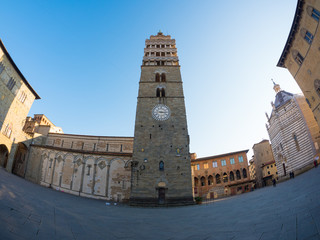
[130,32,194,206]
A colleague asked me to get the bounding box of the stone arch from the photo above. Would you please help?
[82,156,96,194]
[0,144,9,168]
[72,155,84,192]
[44,151,56,184]
[108,158,130,201]
[52,152,65,187]
[94,157,109,196]
[12,142,28,177]
[124,159,132,168]
[194,177,199,186]
[61,153,75,189]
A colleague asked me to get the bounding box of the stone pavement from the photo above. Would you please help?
[0,167,319,240]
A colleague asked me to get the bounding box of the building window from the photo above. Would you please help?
[238,156,243,163]
[312,8,320,21]
[243,169,247,178]
[7,77,16,91]
[18,91,27,103]
[271,165,273,168]
[314,79,320,98]
[221,159,226,166]
[236,170,241,180]
[204,163,208,169]
[306,98,312,108]
[159,161,164,171]
[155,73,160,82]
[267,166,269,169]
[230,158,235,165]
[293,134,300,151]
[200,176,206,186]
[196,164,200,170]
[268,171,270,175]
[293,51,304,65]
[208,175,213,185]
[223,173,228,183]
[229,171,234,181]
[216,174,221,184]
[161,73,166,82]
[212,161,217,168]
[304,31,314,44]
[156,87,165,98]
[0,62,4,74]
[3,123,12,138]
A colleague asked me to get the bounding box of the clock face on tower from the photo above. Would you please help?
[152,104,171,121]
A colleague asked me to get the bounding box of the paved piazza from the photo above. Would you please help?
[0,167,319,240]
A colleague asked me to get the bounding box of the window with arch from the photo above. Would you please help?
[309,6,320,21]
[208,175,213,185]
[314,79,320,97]
[236,170,241,180]
[194,177,199,186]
[292,50,304,66]
[159,161,164,171]
[229,171,234,181]
[243,169,247,178]
[216,174,221,184]
[161,73,166,82]
[156,87,165,98]
[200,176,206,186]
[223,173,228,183]
[155,73,160,82]
[3,123,12,138]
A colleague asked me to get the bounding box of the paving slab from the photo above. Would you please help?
[0,167,320,239]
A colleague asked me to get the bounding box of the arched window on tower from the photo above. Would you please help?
[161,88,165,97]
[161,73,166,82]
[155,73,160,82]
[159,161,164,171]
[156,87,165,98]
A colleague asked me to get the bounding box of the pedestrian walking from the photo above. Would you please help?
[272,178,276,187]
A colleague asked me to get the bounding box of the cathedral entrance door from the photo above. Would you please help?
[0,145,8,168]
[282,163,286,176]
[158,188,165,204]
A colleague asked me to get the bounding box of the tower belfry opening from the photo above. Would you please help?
[130,32,194,206]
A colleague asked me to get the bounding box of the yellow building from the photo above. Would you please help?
[0,39,40,173]
[261,160,278,186]
[278,0,320,133]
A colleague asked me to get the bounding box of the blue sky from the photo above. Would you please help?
[0,0,300,158]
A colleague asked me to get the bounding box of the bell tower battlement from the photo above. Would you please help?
[143,31,179,66]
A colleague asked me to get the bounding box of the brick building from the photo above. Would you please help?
[191,150,252,199]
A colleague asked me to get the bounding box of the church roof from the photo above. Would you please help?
[274,90,294,108]
[0,39,40,99]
